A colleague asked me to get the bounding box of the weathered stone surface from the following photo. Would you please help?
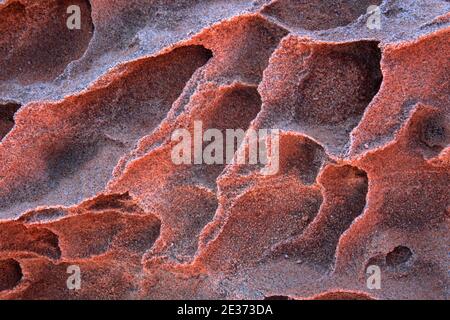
[0,0,448,300]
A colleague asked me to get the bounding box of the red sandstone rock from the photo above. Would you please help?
[0,0,448,300]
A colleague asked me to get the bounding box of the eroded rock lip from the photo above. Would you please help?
[0,0,449,300]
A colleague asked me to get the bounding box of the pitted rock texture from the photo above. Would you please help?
[0,0,449,300]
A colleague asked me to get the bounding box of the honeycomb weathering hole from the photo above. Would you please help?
[296,41,382,124]
[0,0,447,300]
[273,165,369,268]
[0,0,94,84]
[0,259,22,291]
[0,45,213,216]
[277,134,327,184]
[386,246,413,267]
[0,103,20,140]
[421,120,446,149]
[311,291,374,300]
[191,85,262,184]
[295,41,382,154]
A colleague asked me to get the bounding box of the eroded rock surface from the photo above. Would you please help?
[0,0,449,300]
